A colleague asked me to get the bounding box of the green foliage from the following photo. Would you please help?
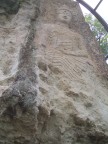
[85,14,108,55]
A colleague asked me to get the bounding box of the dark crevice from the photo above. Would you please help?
[0,0,20,14]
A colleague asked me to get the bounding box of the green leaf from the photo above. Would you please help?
[85,14,108,55]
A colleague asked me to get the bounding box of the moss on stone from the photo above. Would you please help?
[0,0,20,14]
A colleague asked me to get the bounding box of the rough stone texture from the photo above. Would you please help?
[0,0,108,143]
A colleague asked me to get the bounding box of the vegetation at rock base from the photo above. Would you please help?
[85,14,108,55]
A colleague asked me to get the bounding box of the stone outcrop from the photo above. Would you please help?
[0,0,108,143]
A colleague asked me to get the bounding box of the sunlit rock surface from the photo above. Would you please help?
[0,0,108,143]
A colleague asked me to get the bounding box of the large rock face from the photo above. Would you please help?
[0,0,108,143]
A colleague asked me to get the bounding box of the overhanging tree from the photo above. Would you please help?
[85,14,108,55]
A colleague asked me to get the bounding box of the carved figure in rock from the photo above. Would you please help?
[35,5,90,82]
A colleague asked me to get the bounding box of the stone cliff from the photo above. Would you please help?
[0,0,108,143]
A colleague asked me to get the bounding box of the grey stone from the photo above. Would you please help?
[0,0,108,143]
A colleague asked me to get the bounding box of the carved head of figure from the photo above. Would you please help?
[57,5,72,24]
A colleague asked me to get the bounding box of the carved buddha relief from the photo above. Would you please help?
[35,5,89,82]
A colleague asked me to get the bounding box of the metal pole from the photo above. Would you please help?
[94,0,103,11]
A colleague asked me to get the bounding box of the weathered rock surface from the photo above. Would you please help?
[0,0,108,143]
